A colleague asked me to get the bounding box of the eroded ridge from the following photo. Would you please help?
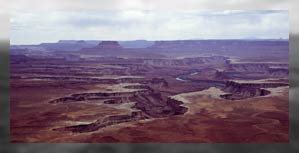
[50,84,187,133]
[220,81,289,100]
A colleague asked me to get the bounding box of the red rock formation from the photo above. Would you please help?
[55,111,147,133]
[220,81,288,100]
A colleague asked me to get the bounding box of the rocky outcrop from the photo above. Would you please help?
[49,90,151,104]
[55,111,146,133]
[221,87,270,100]
[50,83,187,132]
[224,81,288,89]
[52,92,187,133]
[132,92,187,118]
[226,63,289,79]
[142,56,229,67]
[220,81,288,100]
[229,63,289,75]
[167,98,188,115]
[182,56,229,66]
[229,63,269,72]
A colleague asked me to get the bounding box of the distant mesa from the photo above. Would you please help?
[95,41,123,49]
[79,40,168,58]
[81,41,123,52]
[148,40,201,49]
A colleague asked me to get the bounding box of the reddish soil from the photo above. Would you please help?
[10,40,289,142]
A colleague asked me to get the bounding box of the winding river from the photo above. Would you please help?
[175,71,226,87]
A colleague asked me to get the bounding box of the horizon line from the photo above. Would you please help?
[11,38,289,46]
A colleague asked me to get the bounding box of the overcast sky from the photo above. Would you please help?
[2,0,298,44]
[10,10,288,44]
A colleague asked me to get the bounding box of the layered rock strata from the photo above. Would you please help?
[220,81,288,100]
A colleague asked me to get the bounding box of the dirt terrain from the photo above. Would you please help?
[10,40,289,142]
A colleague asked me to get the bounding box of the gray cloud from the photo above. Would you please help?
[10,10,289,44]
[4,0,298,41]
[63,11,143,29]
